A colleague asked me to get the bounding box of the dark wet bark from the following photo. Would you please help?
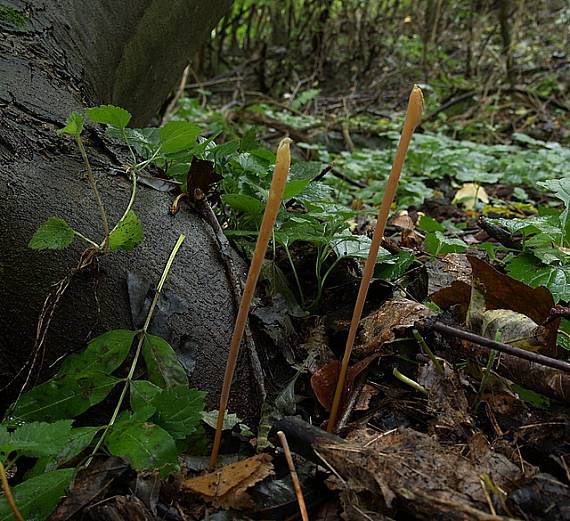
[0,1,265,422]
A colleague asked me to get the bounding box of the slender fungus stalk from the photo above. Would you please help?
[210,138,292,469]
[327,85,424,433]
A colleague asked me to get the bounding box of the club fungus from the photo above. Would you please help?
[327,85,424,432]
[210,137,292,469]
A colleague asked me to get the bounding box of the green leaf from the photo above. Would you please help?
[10,373,120,422]
[0,469,74,521]
[559,319,570,351]
[507,254,570,303]
[510,384,550,408]
[283,179,311,200]
[331,230,375,259]
[106,419,177,477]
[418,215,445,233]
[130,380,161,412]
[142,334,188,388]
[159,121,201,154]
[489,216,561,237]
[240,128,257,152]
[152,386,205,439]
[108,210,143,251]
[201,410,243,431]
[58,112,84,137]
[291,88,320,111]
[28,427,99,478]
[28,217,75,250]
[0,420,73,459]
[86,105,132,129]
[59,329,137,376]
[375,251,416,280]
[539,178,570,242]
[424,231,467,256]
[222,193,265,215]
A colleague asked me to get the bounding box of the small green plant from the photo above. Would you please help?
[30,106,143,254]
[1,236,206,520]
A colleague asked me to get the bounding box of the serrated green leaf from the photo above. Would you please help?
[507,254,570,303]
[142,334,188,388]
[0,468,74,521]
[86,105,131,129]
[108,210,143,251]
[0,420,73,459]
[59,329,137,376]
[10,373,120,422]
[331,230,375,259]
[28,217,75,250]
[28,426,99,478]
[106,419,177,477]
[58,112,84,137]
[152,386,205,439]
[130,380,161,412]
[424,231,467,256]
[159,121,201,154]
[210,140,241,162]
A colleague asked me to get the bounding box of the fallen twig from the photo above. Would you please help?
[429,321,570,373]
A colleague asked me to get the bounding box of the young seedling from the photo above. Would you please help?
[209,137,292,469]
[327,85,424,432]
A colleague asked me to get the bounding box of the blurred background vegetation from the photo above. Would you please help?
[184,0,568,145]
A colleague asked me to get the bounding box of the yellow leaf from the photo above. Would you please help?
[452,183,489,210]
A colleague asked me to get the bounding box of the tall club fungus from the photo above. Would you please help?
[327,86,424,432]
[210,138,292,469]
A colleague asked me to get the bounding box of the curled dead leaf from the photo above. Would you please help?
[180,454,274,510]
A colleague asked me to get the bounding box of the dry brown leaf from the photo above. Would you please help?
[391,210,415,230]
[311,354,380,411]
[357,297,435,356]
[180,454,274,510]
[431,256,559,353]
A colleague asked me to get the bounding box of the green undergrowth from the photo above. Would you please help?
[174,96,570,304]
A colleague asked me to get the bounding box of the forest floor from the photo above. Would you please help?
[158,63,570,519]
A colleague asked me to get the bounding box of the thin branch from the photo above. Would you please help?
[430,321,570,373]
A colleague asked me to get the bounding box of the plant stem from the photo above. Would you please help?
[74,231,100,249]
[0,461,25,521]
[393,368,428,395]
[108,171,138,239]
[284,244,305,308]
[84,234,186,467]
[76,136,110,252]
[209,138,292,470]
[327,85,424,432]
[413,329,443,374]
